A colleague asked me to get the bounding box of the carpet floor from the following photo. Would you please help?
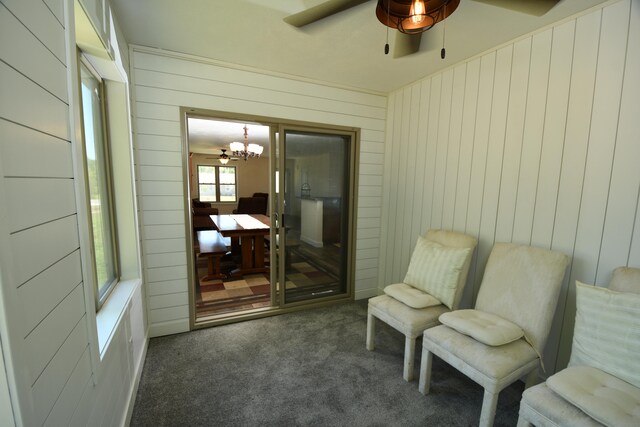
[130,301,524,426]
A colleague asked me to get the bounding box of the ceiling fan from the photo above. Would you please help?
[205,149,240,164]
[284,0,561,58]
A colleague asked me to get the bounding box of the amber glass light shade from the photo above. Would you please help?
[376,0,459,34]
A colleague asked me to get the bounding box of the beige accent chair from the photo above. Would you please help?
[419,243,569,427]
[517,266,640,427]
[367,229,477,381]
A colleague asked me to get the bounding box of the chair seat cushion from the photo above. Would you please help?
[547,365,640,427]
[439,309,524,346]
[368,295,448,338]
[384,283,442,309]
[519,382,604,427]
[404,237,471,309]
[423,324,538,385]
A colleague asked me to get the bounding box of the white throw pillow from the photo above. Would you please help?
[403,237,471,309]
[384,283,442,309]
[547,365,640,427]
[439,309,525,346]
[570,281,640,388]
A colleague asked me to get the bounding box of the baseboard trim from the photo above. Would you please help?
[354,288,379,300]
[149,319,189,337]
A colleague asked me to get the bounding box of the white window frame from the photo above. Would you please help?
[197,164,237,203]
[78,56,120,309]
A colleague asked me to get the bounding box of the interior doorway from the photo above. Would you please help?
[187,116,272,321]
[183,109,359,328]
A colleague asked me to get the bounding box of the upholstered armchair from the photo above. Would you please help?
[233,196,268,215]
[366,229,477,381]
[419,243,569,427]
[517,266,640,427]
[192,199,219,230]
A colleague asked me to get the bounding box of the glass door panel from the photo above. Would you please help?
[277,126,355,306]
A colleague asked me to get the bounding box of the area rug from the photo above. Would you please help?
[195,249,341,317]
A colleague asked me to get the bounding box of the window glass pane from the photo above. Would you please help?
[219,185,236,202]
[198,165,216,184]
[80,63,117,303]
[219,166,236,184]
[199,184,217,202]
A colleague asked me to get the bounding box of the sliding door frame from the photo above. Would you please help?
[181,107,360,330]
[276,123,359,308]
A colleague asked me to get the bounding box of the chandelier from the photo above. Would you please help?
[229,125,263,161]
[376,0,459,34]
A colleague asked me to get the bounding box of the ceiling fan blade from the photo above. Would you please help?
[283,0,370,27]
[393,32,422,58]
[472,0,560,17]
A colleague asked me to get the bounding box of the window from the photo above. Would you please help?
[79,59,118,308]
[197,165,237,202]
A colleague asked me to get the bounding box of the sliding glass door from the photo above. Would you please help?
[273,125,357,307]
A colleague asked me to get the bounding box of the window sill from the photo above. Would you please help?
[96,278,141,358]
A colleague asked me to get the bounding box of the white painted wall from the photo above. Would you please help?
[0,0,146,425]
[379,0,640,374]
[130,46,386,337]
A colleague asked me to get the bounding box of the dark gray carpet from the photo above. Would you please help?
[130,301,523,426]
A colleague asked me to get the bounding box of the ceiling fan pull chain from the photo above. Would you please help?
[441,19,446,59]
[384,24,390,54]
[384,0,390,55]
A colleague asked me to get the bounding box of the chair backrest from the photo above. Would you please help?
[424,229,478,310]
[608,266,640,293]
[475,243,569,358]
[235,197,267,215]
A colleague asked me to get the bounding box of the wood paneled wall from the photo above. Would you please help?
[379,0,640,373]
[0,0,145,424]
[130,47,387,337]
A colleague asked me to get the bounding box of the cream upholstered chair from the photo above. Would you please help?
[419,243,569,427]
[517,266,640,427]
[367,229,477,381]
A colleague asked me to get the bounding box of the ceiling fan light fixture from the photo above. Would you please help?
[410,0,426,24]
[376,0,459,34]
[219,149,230,165]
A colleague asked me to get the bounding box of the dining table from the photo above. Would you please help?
[210,214,270,276]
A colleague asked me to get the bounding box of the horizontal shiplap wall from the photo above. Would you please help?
[130,47,387,337]
[0,0,145,424]
[0,1,88,424]
[379,0,639,373]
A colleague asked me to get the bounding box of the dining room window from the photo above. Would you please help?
[79,58,119,308]
[198,165,237,202]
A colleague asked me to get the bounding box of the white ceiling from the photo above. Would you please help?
[112,0,610,156]
[188,118,270,155]
[110,0,609,94]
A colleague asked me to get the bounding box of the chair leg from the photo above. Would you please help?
[524,368,539,389]
[403,336,416,381]
[366,313,375,351]
[418,349,432,394]
[479,389,499,427]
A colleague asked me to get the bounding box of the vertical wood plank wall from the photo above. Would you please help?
[379,0,640,373]
[0,0,144,424]
[130,47,387,337]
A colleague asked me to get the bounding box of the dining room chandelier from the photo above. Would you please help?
[376,0,459,34]
[229,125,263,161]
